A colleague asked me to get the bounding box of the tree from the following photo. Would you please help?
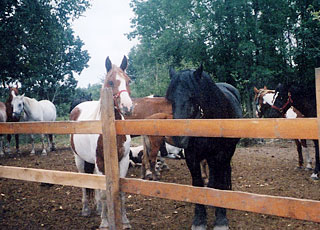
[128,0,320,117]
[0,0,90,104]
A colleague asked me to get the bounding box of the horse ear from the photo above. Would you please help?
[105,57,112,73]
[120,55,128,71]
[263,86,267,90]
[169,67,176,79]
[194,64,203,79]
[254,87,259,93]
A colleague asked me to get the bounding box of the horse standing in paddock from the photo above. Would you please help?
[5,87,20,154]
[11,94,56,155]
[70,56,133,229]
[166,65,242,230]
[125,97,174,180]
[254,87,312,170]
[266,83,319,180]
[0,101,7,156]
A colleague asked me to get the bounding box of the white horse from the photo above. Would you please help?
[70,56,133,229]
[11,93,56,155]
[254,87,312,170]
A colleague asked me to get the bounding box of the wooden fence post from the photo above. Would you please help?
[316,68,320,179]
[100,88,122,230]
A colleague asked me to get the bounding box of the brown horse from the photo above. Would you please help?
[5,86,20,154]
[125,97,173,180]
[0,101,7,156]
[254,87,312,170]
[70,56,133,229]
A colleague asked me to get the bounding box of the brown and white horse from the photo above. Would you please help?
[0,101,7,156]
[70,56,133,229]
[254,87,312,170]
[5,87,20,154]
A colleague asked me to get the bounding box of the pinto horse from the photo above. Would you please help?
[0,101,7,156]
[254,87,312,170]
[166,65,242,230]
[70,56,133,229]
[266,83,319,180]
[5,87,20,154]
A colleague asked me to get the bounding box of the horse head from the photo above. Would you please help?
[103,56,133,116]
[166,65,205,148]
[267,83,292,118]
[11,94,25,119]
[253,86,275,118]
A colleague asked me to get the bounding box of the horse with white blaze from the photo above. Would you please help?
[70,56,133,229]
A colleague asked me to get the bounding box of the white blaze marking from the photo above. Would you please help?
[116,74,133,112]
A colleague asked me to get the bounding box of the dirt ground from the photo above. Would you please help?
[0,137,320,230]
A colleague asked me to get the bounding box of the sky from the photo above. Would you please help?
[72,0,138,88]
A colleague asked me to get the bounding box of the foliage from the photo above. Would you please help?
[0,0,90,106]
[128,0,320,117]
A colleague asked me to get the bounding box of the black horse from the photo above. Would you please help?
[166,65,242,230]
[266,83,319,180]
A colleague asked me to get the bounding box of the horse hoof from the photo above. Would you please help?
[214,225,229,230]
[311,173,319,180]
[81,208,91,217]
[305,167,313,171]
[191,224,207,230]
[123,223,132,229]
[0,152,4,157]
[41,150,47,156]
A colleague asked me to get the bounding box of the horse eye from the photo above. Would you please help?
[108,81,114,87]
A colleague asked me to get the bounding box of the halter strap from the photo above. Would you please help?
[271,95,293,115]
[113,90,128,100]
[113,90,129,115]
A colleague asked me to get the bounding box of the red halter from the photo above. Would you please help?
[113,90,129,113]
[271,94,293,115]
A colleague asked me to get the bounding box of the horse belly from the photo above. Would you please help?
[72,134,99,164]
[39,100,57,121]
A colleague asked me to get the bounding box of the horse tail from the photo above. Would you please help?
[84,161,95,198]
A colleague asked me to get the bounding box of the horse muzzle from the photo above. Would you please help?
[12,112,22,119]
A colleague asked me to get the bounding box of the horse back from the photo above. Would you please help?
[39,100,57,121]
[128,97,172,119]
[216,83,242,118]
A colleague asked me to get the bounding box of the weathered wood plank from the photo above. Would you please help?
[115,118,318,139]
[0,118,318,139]
[0,121,102,134]
[120,178,320,223]
[1,165,319,223]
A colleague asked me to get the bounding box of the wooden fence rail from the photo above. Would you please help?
[0,68,319,229]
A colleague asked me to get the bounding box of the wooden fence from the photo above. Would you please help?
[1,68,320,229]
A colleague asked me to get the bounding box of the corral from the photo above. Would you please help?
[1,69,320,229]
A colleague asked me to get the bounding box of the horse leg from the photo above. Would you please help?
[311,140,319,180]
[0,135,4,157]
[6,134,12,154]
[30,134,36,155]
[141,136,152,179]
[200,159,209,185]
[301,140,312,170]
[147,136,164,180]
[15,134,20,154]
[74,155,91,216]
[207,149,234,230]
[40,134,47,156]
[119,153,131,229]
[184,148,207,230]
[294,139,303,169]
[49,134,56,151]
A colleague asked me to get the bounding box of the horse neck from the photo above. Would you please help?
[199,83,230,118]
[291,94,316,117]
[22,97,36,119]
